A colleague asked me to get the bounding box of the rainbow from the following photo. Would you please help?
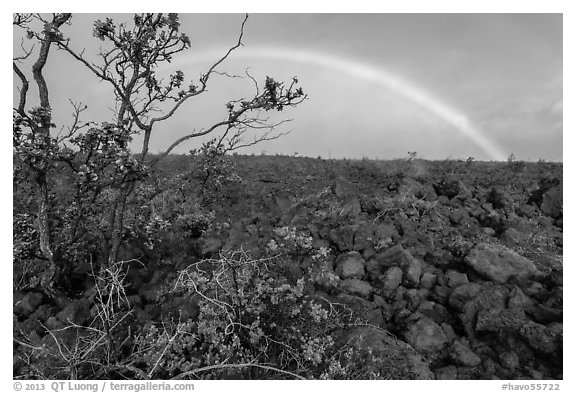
[168,47,508,161]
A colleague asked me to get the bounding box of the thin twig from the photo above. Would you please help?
[171,362,306,380]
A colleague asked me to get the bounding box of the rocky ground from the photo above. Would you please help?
[14,156,563,379]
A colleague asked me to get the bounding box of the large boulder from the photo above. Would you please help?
[540,185,563,219]
[369,245,413,271]
[402,256,423,288]
[382,266,403,297]
[404,316,449,354]
[464,243,539,284]
[339,278,373,299]
[335,251,366,279]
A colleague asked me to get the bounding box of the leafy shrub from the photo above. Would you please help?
[507,153,525,173]
[13,213,39,263]
[188,139,243,206]
[271,226,313,255]
[175,211,215,238]
[121,243,395,380]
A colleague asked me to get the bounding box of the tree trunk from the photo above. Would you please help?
[29,13,71,296]
[107,183,135,265]
[37,173,57,294]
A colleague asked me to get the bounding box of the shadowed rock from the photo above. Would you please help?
[450,339,482,367]
[519,321,562,357]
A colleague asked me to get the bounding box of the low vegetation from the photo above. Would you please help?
[14,154,563,379]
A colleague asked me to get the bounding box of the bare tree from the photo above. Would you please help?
[13,13,306,293]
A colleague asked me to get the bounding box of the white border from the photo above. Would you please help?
[4,1,571,390]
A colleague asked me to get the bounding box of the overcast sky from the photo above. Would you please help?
[13,13,563,161]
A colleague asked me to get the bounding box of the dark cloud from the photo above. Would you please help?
[13,13,562,161]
